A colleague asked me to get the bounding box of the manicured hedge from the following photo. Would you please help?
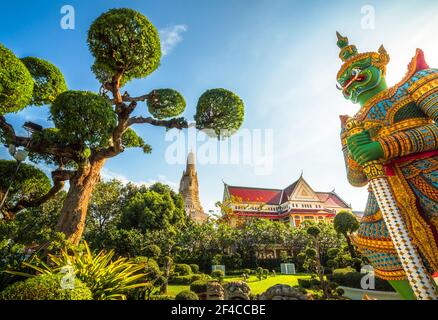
[175,290,199,300]
[190,280,207,294]
[297,278,321,289]
[189,264,199,274]
[329,268,395,292]
[0,274,92,300]
[174,264,192,276]
[169,273,211,285]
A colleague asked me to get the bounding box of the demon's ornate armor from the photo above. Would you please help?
[339,41,438,281]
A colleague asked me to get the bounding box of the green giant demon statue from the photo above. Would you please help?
[336,32,438,300]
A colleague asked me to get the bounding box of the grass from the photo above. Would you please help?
[167,274,312,297]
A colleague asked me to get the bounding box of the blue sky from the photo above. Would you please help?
[2,0,438,213]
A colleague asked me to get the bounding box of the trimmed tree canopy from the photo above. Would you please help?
[0,160,51,205]
[87,8,161,86]
[21,57,67,106]
[50,90,116,147]
[121,128,152,153]
[147,89,186,119]
[0,44,34,114]
[333,211,360,235]
[195,88,244,138]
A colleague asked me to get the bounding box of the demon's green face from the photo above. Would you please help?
[337,57,383,104]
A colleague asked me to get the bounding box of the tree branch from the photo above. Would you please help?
[127,116,188,129]
[109,92,149,104]
[4,169,75,219]
[0,115,17,141]
[1,116,81,163]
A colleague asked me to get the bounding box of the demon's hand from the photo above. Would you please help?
[347,131,384,166]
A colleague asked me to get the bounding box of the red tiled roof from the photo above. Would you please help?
[232,209,336,219]
[316,192,350,208]
[225,178,351,209]
[227,186,282,204]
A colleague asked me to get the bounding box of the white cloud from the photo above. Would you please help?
[159,24,188,56]
[101,168,178,191]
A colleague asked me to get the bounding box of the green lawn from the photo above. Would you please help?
[167,274,311,297]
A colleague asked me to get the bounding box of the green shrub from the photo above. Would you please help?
[169,275,193,285]
[243,269,251,275]
[190,274,211,282]
[174,264,192,276]
[169,274,210,285]
[190,280,207,294]
[297,278,321,289]
[297,278,312,289]
[329,268,395,292]
[189,264,199,274]
[0,274,92,300]
[0,43,34,114]
[326,259,338,269]
[211,270,224,282]
[175,290,199,301]
[327,248,340,259]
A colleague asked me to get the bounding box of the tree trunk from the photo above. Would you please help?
[315,241,328,298]
[160,257,172,295]
[55,159,106,245]
[345,233,357,258]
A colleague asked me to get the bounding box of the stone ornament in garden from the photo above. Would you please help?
[206,281,224,300]
[223,281,251,300]
[258,284,308,300]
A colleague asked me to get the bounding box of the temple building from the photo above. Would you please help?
[179,151,209,223]
[222,174,352,227]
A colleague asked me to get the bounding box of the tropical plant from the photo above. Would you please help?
[9,241,147,300]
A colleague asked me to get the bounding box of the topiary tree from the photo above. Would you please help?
[0,44,34,114]
[175,290,199,300]
[211,269,224,283]
[0,160,56,220]
[0,273,92,300]
[190,280,207,296]
[306,225,329,298]
[189,264,199,274]
[174,264,192,276]
[333,211,360,258]
[20,56,67,106]
[0,8,245,245]
[145,244,162,261]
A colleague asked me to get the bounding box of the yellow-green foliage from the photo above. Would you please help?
[16,241,148,300]
[0,274,92,300]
